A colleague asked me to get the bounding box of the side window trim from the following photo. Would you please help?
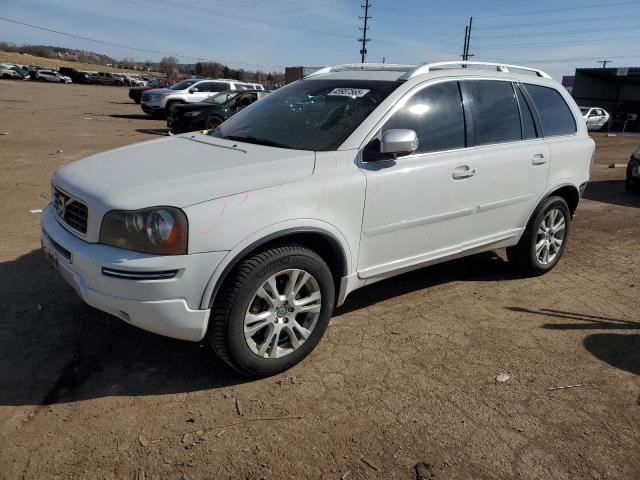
[513,82,540,139]
[516,82,543,137]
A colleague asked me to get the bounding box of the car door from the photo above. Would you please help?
[595,108,608,129]
[189,82,213,102]
[357,80,480,279]
[586,108,602,130]
[458,80,550,247]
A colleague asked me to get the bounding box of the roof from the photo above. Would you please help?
[304,61,552,82]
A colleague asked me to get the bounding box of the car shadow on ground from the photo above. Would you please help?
[0,249,517,406]
[337,251,519,315]
[0,249,248,406]
[135,128,171,136]
[583,179,640,208]
[507,307,640,375]
[109,114,155,120]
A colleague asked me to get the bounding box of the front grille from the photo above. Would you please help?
[53,186,88,234]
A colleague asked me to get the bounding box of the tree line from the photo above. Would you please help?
[159,56,284,84]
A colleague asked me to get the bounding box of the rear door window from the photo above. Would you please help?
[462,80,521,146]
[523,84,577,136]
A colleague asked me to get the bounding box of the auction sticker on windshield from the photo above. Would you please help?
[328,88,370,98]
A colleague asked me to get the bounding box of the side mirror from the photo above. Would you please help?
[190,88,199,93]
[380,129,418,157]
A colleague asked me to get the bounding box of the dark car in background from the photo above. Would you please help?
[129,77,174,104]
[167,89,268,133]
[627,145,640,193]
[59,67,92,84]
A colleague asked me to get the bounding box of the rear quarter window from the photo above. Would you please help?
[524,84,577,137]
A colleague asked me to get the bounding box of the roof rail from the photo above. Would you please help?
[399,61,551,80]
[304,63,415,78]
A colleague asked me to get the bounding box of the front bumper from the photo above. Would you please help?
[141,102,164,115]
[167,114,201,134]
[41,204,227,341]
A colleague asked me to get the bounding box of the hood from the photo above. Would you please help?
[144,87,176,96]
[53,133,315,212]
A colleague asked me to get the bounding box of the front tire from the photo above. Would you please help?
[208,244,335,376]
[507,196,571,276]
[204,116,222,130]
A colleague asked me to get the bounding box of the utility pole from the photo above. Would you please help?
[461,26,468,60]
[359,2,371,63]
[463,17,473,61]
[598,60,611,68]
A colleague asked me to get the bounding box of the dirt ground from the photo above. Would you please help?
[0,80,638,480]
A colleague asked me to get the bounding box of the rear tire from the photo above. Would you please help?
[507,196,571,276]
[207,244,335,377]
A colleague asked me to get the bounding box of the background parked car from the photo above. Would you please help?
[0,65,22,79]
[168,90,269,133]
[128,77,174,104]
[627,145,640,193]
[141,78,264,117]
[58,67,94,84]
[11,65,31,80]
[91,72,125,86]
[35,70,72,83]
[580,106,610,131]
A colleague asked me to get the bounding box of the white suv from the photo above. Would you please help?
[35,70,72,83]
[42,61,594,376]
[141,78,264,116]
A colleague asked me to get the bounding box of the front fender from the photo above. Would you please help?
[198,219,353,310]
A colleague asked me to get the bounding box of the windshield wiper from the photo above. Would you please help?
[223,135,291,149]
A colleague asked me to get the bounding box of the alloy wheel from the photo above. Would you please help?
[244,269,322,359]
[535,208,566,265]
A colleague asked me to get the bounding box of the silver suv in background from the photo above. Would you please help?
[141,78,265,116]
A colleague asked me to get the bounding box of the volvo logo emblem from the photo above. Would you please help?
[56,193,67,218]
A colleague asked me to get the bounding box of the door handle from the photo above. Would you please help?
[452,165,476,179]
[532,153,547,166]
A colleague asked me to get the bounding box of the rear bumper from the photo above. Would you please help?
[40,204,227,341]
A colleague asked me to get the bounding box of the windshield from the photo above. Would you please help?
[205,91,239,105]
[211,79,400,151]
[170,79,199,90]
[579,107,590,115]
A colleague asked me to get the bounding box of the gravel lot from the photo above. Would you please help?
[0,80,639,480]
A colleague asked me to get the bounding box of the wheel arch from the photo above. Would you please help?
[547,183,580,216]
[201,227,350,311]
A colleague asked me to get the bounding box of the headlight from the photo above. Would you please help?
[633,146,640,161]
[99,207,188,255]
[184,111,202,117]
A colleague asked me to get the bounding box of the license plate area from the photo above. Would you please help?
[42,232,72,266]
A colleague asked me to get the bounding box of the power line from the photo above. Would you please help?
[475,1,640,18]
[0,16,286,68]
[475,25,640,39]
[358,2,371,63]
[475,12,640,30]
[475,35,640,49]
[488,53,640,64]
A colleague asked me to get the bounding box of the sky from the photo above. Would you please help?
[1,0,640,79]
